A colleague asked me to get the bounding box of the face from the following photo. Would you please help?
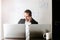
[24,13,31,21]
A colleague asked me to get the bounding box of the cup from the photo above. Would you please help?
[43,32,50,40]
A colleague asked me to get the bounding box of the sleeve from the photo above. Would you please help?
[35,21,38,24]
[18,19,22,24]
[33,19,38,24]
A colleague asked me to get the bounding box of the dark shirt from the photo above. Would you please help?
[18,18,38,24]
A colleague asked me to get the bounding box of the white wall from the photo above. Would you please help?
[2,0,52,24]
[0,0,1,39]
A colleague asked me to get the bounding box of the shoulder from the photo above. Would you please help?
[19,19,25,22]
[31,18,38,24]
[18,19,25,24]
[20,19,25,21]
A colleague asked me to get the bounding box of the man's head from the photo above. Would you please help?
[24,9,32,21]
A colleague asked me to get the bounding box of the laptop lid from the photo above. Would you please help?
[3,24,25,38]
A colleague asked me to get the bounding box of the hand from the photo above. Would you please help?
[25,17,32,22]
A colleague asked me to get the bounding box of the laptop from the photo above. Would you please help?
[3,24,52,39]
[29,24,52,32]
[3,24,26,38]
[29,24,52,39]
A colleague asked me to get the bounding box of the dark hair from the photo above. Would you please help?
[24,9,32,16]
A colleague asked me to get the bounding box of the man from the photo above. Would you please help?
[18,9,38,24]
